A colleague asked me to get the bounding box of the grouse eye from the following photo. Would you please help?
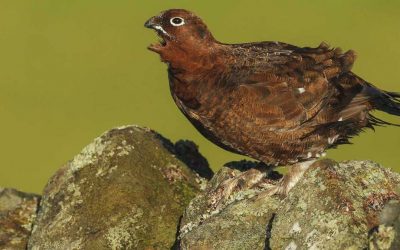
[170,17,185,26]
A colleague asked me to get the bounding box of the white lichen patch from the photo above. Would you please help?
[10,237,23,244]
[106,206,144,249]
[308,243,321,250]
[66,183,82,199]
[48,213,73,232]
[45,182,83,233]
[116,144,135,157]
[96,164,119,178]
[79,178,87,185]
[305,229,317,241]
[195,176,208,191]
[179,194,222,237]
[96,168,106,177]
[70,136,110,173]
[179,221,198,238]
[115,124,142,131]
[106,224,134,249]
[68,126,141,175]
[285,241,297,250]
[22,204,38,231]
[369,224,396,250]
[108,165,118,174]
[305,229,322,249]
[318,182,327,191]
[30,238,83,250]
[160,205,166,213]
[290,222,301,234]
[107,151,115,157]
[116,124,152,133]
[298,198,308,211]
[229,189,258,204]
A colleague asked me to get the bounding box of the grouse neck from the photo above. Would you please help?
[162,41,226,75]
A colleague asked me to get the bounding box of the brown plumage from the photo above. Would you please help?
[144,9,400,195]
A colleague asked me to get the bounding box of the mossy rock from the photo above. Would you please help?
[28,125,210,250]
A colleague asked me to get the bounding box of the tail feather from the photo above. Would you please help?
[368,114,400,127]
[366,85,400,116]
[384,91,400,99]
[376,90,400,116]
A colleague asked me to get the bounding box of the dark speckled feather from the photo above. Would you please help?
[145,9,400,166]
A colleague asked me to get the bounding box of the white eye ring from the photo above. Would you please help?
[170,17,185,26]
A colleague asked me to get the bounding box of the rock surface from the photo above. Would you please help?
[179,160,400,250]
[0,188,40,250]
[178,161,280,250]
[2,125,400,250]
[28,126,210,250]
[369,200,400,250]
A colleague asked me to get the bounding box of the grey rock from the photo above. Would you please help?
[270,160,400,250]
[4,125,399,249]
[0,188,40,250]
[28,125,210,250]
[179,159,400,250]
[179,161,281,250]
[369,200,400,250]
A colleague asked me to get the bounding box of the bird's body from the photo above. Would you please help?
[145,9,400,195]
[167,40,396,165]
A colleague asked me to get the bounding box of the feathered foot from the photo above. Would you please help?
[257,160,316,199]
[208,160,316,210]
[208,164,273,210]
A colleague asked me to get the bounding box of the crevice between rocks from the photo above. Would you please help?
[170,215,183,250]
[264,213,276,250]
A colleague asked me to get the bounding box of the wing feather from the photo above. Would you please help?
[230,42,357,131]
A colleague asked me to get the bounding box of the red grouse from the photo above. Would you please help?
[144,9,400,196]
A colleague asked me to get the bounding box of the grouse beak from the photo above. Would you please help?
[144,17,156,29]
[144,16,168,53]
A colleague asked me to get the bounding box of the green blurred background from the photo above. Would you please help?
[1,0,399,193]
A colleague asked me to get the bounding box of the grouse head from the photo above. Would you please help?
[145,9,217,65]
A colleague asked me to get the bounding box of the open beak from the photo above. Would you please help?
[144,16,168,53]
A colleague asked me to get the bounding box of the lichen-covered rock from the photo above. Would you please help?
[179,161,281,250]
[179,160,400,250]
[0,188,40,249]
[369,200,400,249]
[28,125,210,250]
[270,160,400,250]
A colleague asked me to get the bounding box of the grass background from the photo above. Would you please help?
[0,0,399,193]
